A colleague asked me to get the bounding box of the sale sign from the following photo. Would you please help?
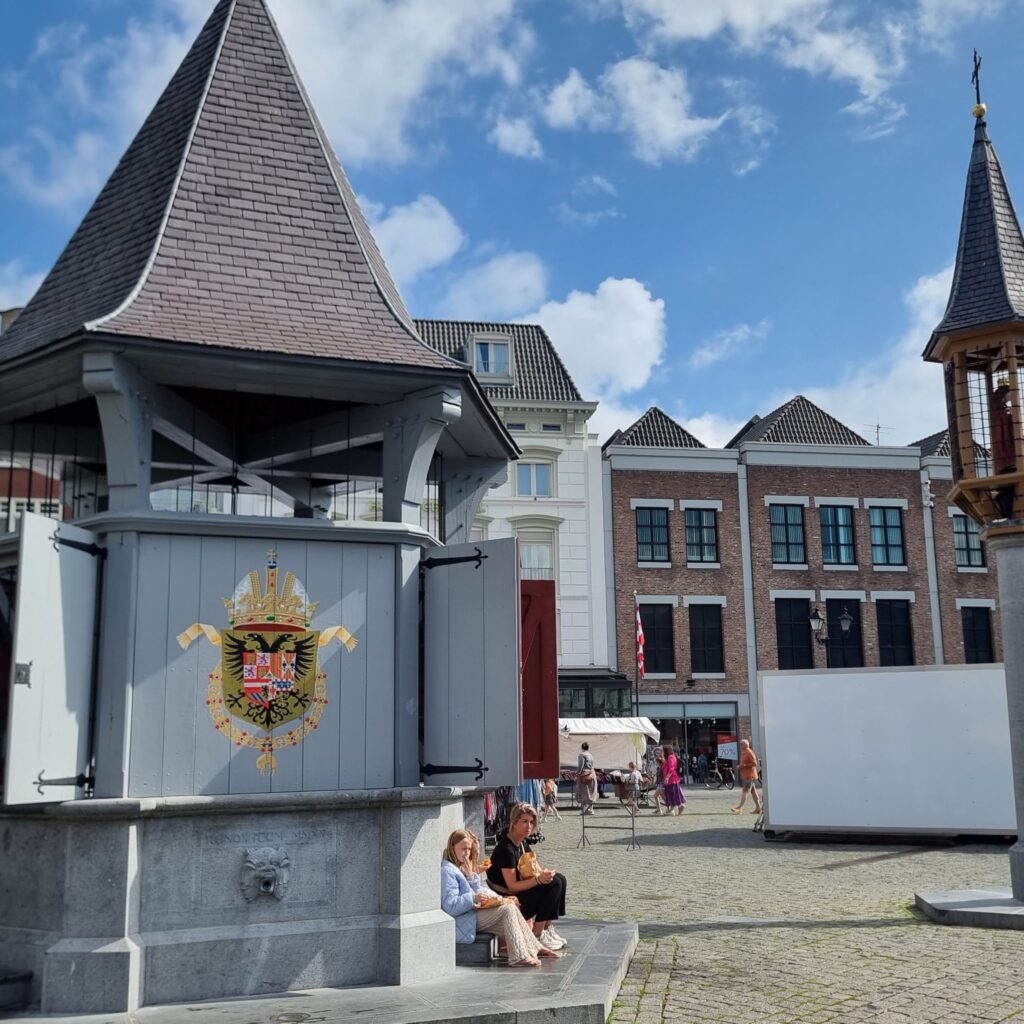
[716,734,738,761]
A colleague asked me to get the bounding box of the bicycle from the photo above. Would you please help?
[704,761,735,790]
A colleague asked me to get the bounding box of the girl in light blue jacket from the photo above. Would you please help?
[441,829,553,967]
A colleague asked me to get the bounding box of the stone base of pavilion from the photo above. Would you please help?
[7,920,638,1024]
[916,888,1024,929]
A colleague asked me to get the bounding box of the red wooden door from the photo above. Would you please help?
[520,579,558,779]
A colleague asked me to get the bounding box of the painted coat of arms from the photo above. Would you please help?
[177,550,357,774]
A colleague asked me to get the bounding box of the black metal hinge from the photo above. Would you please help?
[420,546,487,572]
[35,771,94,795]
[421,757,489,782]
[51,531,106,558]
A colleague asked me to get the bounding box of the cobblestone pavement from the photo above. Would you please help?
[540,787,1024,1023]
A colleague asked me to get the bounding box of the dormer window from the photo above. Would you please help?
[474,336,510,376]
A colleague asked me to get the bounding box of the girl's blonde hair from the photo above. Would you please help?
[443,829,472,867]
[466,828,482,872]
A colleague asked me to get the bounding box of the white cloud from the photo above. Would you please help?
[543,58,725,164]
[522,277,665,398]
[1,0,533,209]
[0,2,202,210]
[689,318,771,369]
[488,116,544,159]
[675,411,747,448]
[269,0,533,165]
[914,0,1007,44]
[555,202,620,227]
[574,174,617,196]
[802,265,953,445]
[0,260,45,309]
[589,398,649,442]
[443,252,548,320]
[363,194,464,288]
[621,0,908,137]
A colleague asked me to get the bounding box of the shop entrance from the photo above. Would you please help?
[645,702,738,783]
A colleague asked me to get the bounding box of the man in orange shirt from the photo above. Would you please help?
[731,738,763,815]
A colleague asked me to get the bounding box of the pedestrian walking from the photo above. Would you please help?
[662,744,686,815]
[576,742,597,815]
[540,778,562,822]
[731,738,763,814]
[648,752,666,815]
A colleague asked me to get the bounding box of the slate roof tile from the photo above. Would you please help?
[727,395,869,447]
[0,0,455,372]
[613,407,705,449]
[415,320,584,403]
[932,118,1024,341]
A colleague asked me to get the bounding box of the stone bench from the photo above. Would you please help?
[455,932,499,966]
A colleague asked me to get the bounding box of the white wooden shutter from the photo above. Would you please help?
[422,537,521,787]
[3,513,99,805]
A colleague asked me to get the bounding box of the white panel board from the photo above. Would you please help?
[3,513,99,805]
[759,665,1015,834]
[423,537,520,787]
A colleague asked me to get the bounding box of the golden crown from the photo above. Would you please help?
[223,550,318,629]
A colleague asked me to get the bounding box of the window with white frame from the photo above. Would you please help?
[516,462,553,497]
[952,513,985,567]
[474,338,510,376]
[518,532,555,581]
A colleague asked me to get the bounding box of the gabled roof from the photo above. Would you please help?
[911,429,951,458]
[612,407,705,449]
[415,320,585,403]
[910,427,989,460]
[0,0,454,372]
[727,396,869,447]
[928,115,1024,350]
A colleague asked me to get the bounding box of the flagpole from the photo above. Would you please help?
[633,590,641,718]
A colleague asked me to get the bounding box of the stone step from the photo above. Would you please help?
[454,932,499,965]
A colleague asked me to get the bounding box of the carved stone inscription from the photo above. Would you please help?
[199,825,336,913]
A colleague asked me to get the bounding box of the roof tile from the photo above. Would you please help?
[727,396,869,447]
[415,320,584,403]
[932,118,1024,340]
[613,407,705,449]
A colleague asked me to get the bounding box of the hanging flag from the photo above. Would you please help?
[635,598,645,680]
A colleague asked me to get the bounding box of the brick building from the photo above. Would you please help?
[603,399,1001,759]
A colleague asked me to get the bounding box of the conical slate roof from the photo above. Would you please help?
[613,407,705,448]
[727,396,869,447]
[929,115,1024,349]
[0,0,454,371]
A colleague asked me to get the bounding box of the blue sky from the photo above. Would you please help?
[1,0,1022,445]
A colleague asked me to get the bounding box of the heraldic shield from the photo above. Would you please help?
[177,550,356,775]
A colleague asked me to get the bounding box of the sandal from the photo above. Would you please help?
[510,958,541,967]
[538,947,562,958]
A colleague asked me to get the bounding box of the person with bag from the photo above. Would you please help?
[662,743,687,815]
[576,741,597,815]
[441,829,558,967]
[486,803,568,951]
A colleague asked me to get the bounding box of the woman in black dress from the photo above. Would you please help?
[486,803,568,950]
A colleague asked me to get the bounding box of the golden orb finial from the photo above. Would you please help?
[973,102,987,119]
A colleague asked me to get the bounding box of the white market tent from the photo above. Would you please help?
[558,717,660,769]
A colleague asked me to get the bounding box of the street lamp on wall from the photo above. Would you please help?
[809,605,853,644]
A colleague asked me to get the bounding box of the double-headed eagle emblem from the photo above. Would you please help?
[177,550,356,775]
